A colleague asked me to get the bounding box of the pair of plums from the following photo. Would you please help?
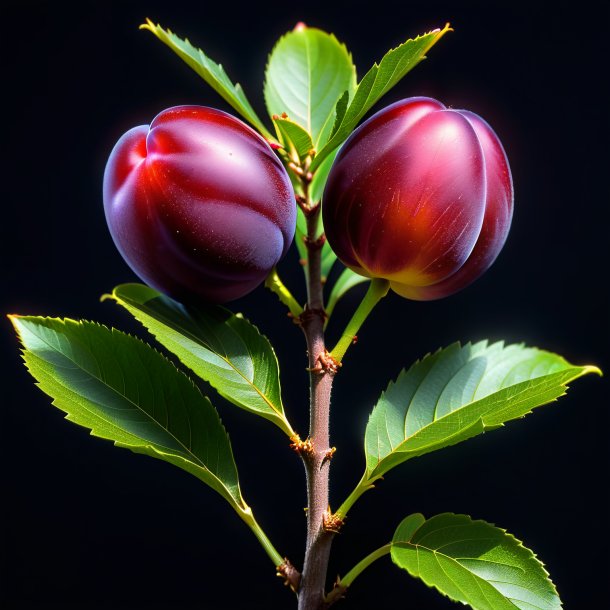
[103,99,513,304]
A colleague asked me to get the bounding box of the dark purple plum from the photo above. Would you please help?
[104,105,296,303]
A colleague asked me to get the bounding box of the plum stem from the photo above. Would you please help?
[296,175,337,610]
[330,278,390,362]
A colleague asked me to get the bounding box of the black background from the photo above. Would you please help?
[2,1,609,608]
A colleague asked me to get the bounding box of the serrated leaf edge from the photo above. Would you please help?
[140,18,273,140]
[392,512,562,609]
[104,286,294,437]
[310,23,451,172]
[366,340,601,479]
[263,26,357,147]
[9,314,245,509]
[272,115,314,163]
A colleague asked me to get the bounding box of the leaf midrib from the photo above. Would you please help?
[369,367,582,475]
[122,300,284,419]
[27,325,224,482]
[305,33,312,134]
[396,542,548,609]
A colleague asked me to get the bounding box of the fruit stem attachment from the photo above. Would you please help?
[237,504,285,567]
[265,267,304,319]
[330,278,390,362]
[324,544,391,606]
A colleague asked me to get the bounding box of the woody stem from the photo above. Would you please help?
[297,180,337,610]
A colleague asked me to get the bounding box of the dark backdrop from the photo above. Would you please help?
[2,1,608,608]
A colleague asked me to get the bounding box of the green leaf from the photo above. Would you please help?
[365,340,600,480]
[309,24,451,172]
[326,267,370,318]
[264,25,356,149]
[273,116,314,164]
[331,90,350,136]
[105,284,294,437]
[141,19,273,140]
[392,513,562,609]
[10,315,243,508]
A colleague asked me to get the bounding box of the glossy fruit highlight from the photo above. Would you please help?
[322,97,513,300]
[103,105,296,303]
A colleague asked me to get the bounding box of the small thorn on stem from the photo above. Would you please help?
[276,558,301,593]
[323,507,344,534]
[299,258,307,267]
[321,446,336,468]
[351,335,358,345]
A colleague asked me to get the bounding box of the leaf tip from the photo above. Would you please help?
[421,22,452,55]
[583,364,603,377]
[429,23,453,37]
[7,313,22,333]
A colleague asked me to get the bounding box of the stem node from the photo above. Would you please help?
[290,434,315,459]
[306,350,341,375]
[298,305,328,328]
[304,232,327,250]
[325,579,348,607]
[322,508,345,534]
[276,558,302,593]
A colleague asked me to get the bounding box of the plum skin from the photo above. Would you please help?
[103,105,296,303]
[322,97,513,300]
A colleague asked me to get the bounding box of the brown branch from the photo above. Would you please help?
[296,178,338,610]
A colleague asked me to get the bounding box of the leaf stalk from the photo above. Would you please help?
[324,543,391,606]
[238,505,284,567]
[265,267,304,318]
[335,474,377,520]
